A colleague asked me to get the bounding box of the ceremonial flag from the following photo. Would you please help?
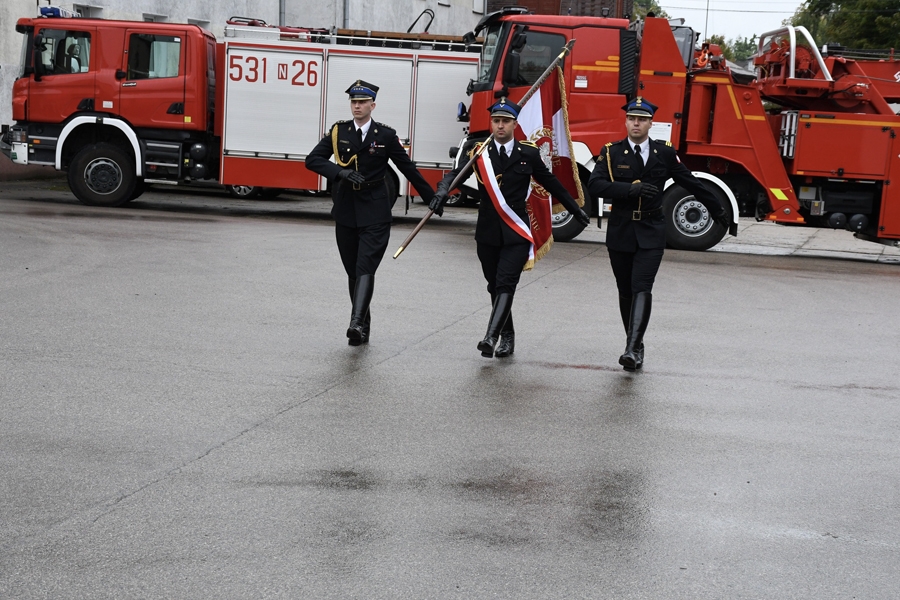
[514,66,585,269]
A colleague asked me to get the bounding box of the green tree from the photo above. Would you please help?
[632,0,669,20]
[729,35,759,63]
[788,0,900,49]
[706,34,758,64]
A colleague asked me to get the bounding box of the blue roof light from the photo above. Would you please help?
[40,6,82,18]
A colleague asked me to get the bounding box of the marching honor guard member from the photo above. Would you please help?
[588,97,730,371]
[306,80,435,346]
[430,99,590,358]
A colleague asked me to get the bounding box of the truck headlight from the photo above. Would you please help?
[10,129,27,143]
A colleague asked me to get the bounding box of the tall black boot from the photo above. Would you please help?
[347,278,360,346]
[347,274,374,345]
[494,312,515,358]
[618,294,644,371]
[477,293,513,358]
[361,309,371,344]
[619,292,651,371]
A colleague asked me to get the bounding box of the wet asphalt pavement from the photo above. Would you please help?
[2,181,899,598]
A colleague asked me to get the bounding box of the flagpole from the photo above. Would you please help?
[392,39,576,260]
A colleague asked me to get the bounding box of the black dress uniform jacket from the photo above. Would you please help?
[588,138,724,252]
[306,120,435,227]
[443,141,582,246]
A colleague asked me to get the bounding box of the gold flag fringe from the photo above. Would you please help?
[523,233,554,271]
[552,65,585,215]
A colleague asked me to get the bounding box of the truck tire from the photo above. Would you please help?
[551,208,587,242]
[67,143,136,207]
[227,185,261,199]
[662,184,729,251]
[128,178,146,202]
[551,167,592,242]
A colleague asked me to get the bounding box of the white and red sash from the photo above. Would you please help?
[474,146,538,268]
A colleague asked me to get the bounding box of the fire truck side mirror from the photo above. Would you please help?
[457,102,469,122]
[33,34,45,81]
[502,53,521,86]
[462,31,476,47]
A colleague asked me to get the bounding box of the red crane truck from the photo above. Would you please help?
[454,7,900,250]
[0,7,479,205]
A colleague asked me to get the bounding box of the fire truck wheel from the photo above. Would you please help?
[67,143,136,207]
[227,185,261,199]
[552,167,592,242]
[663,184,729,251]
[128,179,146,202]
[551,208,588,242]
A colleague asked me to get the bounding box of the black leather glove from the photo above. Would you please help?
[573,207,591,228]
[628,182,659,200]
[337,169,365,185]
[429,190,449,216]
[713,211,731,230]
[628,181,659,200]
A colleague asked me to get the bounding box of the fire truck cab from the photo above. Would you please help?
[4,9,217,204]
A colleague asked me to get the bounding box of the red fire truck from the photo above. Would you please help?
[455,7,900,250]
[0,7,478,205]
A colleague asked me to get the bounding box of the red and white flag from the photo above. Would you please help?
[514,66,584,270]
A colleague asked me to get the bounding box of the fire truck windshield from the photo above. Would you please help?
[18,28,32,78]
[476,24,504,83]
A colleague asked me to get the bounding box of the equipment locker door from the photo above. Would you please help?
[222,45,325,155]
[412,58,477,168]
[119,28,188,130]
[324,53,414,144]
[220,44,325,190]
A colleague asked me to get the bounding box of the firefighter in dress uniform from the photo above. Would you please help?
[306,80,436,345]
[588,97,730,371]
[430,99,590,358]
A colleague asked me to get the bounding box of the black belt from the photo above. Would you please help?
[612,206,663,221]
[352,177,385,190]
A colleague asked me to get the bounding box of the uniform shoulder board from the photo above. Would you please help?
[665,140,673,147]
[519,140,538,148]
[375,121,394,131]
[604,142,613,147]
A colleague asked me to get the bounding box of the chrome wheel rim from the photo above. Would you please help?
[84,158,122,195]
[673,197,711,238]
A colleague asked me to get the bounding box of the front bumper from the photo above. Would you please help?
[0,127,28,164]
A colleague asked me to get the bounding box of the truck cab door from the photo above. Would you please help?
[119,28,188,129]
[29,26,95,123]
